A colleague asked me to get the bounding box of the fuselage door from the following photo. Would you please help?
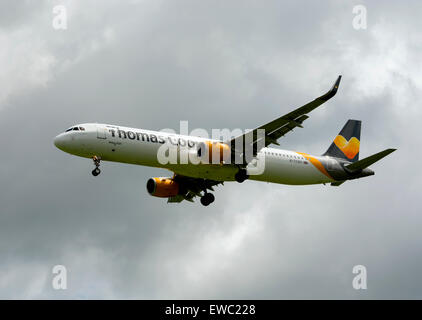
[96,125,107,139]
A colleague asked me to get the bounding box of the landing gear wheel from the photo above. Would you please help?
[91,156,101,177]
[206,193,215,204]
[235,169,249,183]
[200,193,215,206]
[200,197,209,206]
[92,168,101,176]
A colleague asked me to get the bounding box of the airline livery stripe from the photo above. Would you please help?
[296,152,333,180]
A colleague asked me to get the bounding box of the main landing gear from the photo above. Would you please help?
[200,192,215,206]
[235,168,249,183]
[91,156,101,176]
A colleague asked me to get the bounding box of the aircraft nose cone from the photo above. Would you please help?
[54,134,66,150]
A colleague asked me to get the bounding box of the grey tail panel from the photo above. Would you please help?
[345,148,396,172]
[323,119,361,162]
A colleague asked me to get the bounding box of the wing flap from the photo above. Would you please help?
[168,175,223,203]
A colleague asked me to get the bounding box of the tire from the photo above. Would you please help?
[200,193,215,206]
[206,193,215,204]
[235,169,248,183]
[92,168,101,176]
[200,196,210,206]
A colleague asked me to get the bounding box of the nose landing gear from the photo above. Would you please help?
[92,156,101,176]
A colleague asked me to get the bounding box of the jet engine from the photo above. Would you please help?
[197,141,230,164]
[146,177,180,197]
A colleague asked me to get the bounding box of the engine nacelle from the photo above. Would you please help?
[146,177,180,198]
[197,141,230,164]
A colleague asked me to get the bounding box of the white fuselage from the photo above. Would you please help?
[54,123,335,185]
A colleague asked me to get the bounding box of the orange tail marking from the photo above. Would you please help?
[333,135,360,159]
[297,152,332,179]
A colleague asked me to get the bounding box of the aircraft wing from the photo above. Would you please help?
[168,175,223,203]
[229,75,342,159]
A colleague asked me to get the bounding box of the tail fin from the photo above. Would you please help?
[323,119,361,162]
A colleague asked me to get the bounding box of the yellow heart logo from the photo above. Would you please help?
[333,135,360,159]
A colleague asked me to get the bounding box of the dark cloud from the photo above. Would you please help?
[0,0,420,298]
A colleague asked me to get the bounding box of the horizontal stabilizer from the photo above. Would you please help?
[345,148,396,172]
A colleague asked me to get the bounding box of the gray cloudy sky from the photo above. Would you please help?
[0,0,421,299]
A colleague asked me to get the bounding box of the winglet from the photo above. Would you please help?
[320,75,342,101]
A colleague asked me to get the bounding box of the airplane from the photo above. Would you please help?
[54,75,396,206]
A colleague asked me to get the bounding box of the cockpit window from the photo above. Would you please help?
[65,126,84,132]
